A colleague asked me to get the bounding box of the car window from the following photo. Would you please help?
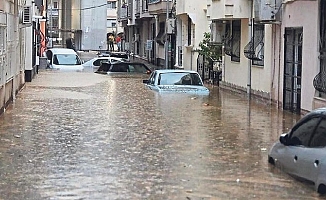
[310,118,326,147]
[54,54,82,65]
[110,64,128,72]
[94,59,108,66]
[290,117,320,146]
[159,72,203,86]
[128,64,148,73]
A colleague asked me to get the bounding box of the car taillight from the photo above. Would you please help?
[146,70,151,74]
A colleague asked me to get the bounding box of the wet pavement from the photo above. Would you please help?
[0,53,325,199]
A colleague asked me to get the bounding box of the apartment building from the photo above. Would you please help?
[117,0,173,66]
[47,0,107,51]
[0,0,45,114]
[117,0,326,113]
[207,0,324,113]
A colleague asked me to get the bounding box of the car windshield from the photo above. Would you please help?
[54,54,82,65]
[158,72,203,86]
[110,64,149,73]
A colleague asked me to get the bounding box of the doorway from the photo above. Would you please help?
[283,28,303,113]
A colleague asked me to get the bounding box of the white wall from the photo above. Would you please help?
[279,1,319,111]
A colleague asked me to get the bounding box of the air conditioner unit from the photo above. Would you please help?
[22,6,32,24]
[254,0,282,22]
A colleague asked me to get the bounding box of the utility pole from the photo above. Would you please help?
[247,0,253,98]
[165,0,169,69]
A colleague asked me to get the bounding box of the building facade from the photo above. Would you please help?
[0,0,45,115]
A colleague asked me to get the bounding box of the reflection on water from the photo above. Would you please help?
[0,71,320,199]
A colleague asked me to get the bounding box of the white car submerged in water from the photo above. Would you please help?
[143,69,209,95]
[45,48,84,71]
[268,107,326,194]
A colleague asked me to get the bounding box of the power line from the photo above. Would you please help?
[46,3,107,11]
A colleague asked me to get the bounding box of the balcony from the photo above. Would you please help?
[176,0,207,16]
[208,0,250,20]
[148,0,172,15]
[120,7,128,20]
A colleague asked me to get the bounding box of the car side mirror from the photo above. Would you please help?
[279,133,289,145]
[143,80,148,84]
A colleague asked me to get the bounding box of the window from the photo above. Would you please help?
[53,1,58,9]
[187,16,192,46]
[178,46,183,66]
[0,26,5,54]
[107,1,117,9]
[310,118,326,147]
[143,0,148,11]
[231,20,241,62]
[290,117,320,146]
[252,24,264,66]
[107,19,116,27]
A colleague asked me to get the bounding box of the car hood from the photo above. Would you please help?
[155,85,209,94]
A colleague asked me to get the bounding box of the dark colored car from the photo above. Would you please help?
[98,51,130,61]
[268,107,326,194]
[95,62,152,75]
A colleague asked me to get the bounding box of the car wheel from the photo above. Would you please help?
[317,184,326,194]
[268,156,275,165]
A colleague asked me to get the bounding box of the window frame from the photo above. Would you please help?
[231,20,241,62]
[252,24,265,66]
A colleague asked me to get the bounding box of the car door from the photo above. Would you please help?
[277,117,320,178]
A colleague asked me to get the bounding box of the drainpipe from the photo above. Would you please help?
[247,0,253,98]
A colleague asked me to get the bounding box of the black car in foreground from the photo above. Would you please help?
[95,62,152,75]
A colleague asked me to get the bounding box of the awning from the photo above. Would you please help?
[188,13,196,24]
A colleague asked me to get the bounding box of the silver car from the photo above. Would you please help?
[268,107,326,194]
[143,69,209,95]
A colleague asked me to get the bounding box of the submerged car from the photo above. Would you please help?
[82,56,126,69]
[98,51,130,61]
[95,62,152,75]
[45,48,84,71]
[268,107,326,194]
[143,69,209,95]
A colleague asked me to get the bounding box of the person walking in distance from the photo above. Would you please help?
[116,35,121,52]
[108,34,114,51]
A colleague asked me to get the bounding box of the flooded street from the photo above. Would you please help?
[0,67,325,199]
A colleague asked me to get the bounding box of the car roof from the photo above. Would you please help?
[155,69,200,74]
[111,62,145,65]
[308,107,326,115]
[48,48,77,54]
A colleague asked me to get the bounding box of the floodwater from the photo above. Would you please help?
[0,68,324,200]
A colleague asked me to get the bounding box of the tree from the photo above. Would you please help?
[197,32,222,62]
